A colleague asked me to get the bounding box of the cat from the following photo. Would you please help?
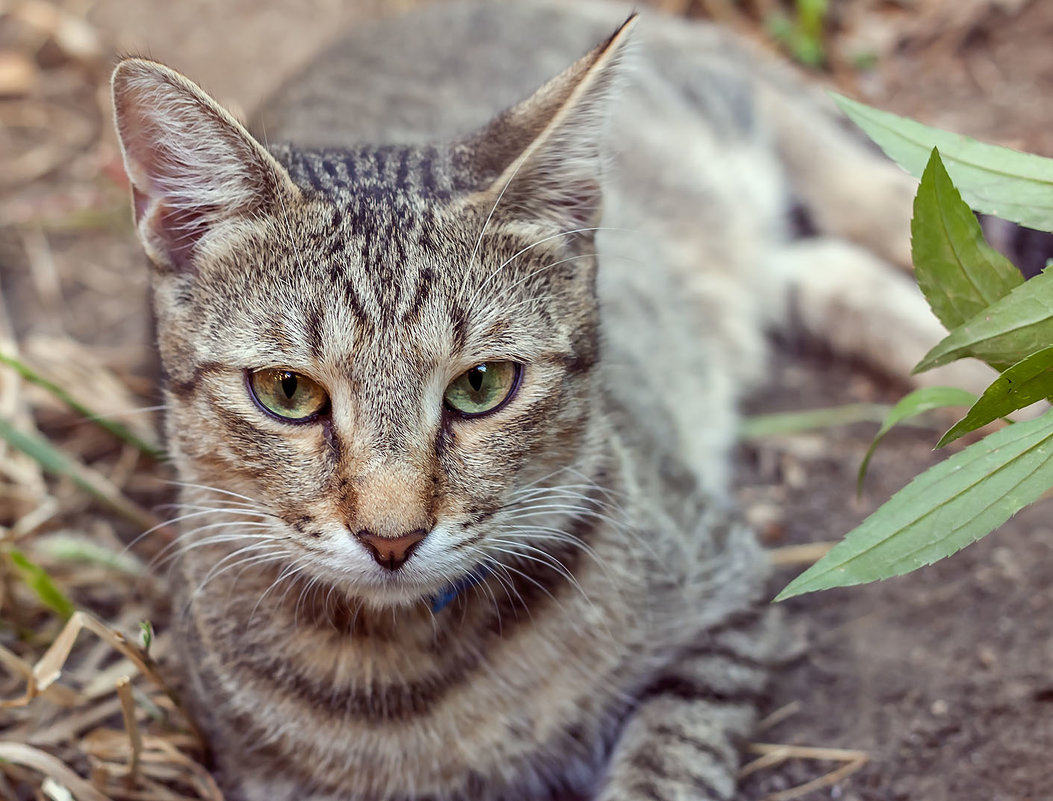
[110,1,950,799]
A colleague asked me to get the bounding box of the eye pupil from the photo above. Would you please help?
[280,372,297,399]
[248,368,329,423]
[443,361,520,418]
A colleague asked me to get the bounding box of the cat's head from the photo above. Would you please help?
[112,18,634,609]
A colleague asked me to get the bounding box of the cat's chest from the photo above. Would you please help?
[182,551,656,799]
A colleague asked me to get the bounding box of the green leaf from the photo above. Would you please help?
[7,549,75,621]
[0,352,164,461]
[33,534,144,575]
[0,415,160,532]
[740,403,892,440]
[938,346,1053,447]
[776,408,1053,600]
[911,149,1023,331]
[835,94,1053,232]
[857,386,976,495]
[915,267,1053,372]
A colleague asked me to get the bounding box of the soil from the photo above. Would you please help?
[3,1,1052,799]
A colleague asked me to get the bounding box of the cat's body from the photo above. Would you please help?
[112,2,942,799]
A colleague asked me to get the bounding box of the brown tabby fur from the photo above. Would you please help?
[111,2,963,799]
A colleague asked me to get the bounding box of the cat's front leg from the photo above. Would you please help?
[596,618,772,801]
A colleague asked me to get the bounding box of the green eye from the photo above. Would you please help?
[444,362,521,417]
[248,368,329,422]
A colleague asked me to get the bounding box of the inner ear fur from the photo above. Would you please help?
[111,58,301,272]
[460,14,637,231]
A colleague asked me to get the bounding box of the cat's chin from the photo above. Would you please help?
[354,579,448,611]
[307,559,480,613]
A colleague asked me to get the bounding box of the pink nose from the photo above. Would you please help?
[355,529,427,571]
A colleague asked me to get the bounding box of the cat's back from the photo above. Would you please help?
[254,0,756,147]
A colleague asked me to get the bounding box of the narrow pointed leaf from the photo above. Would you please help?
[938,347,1053,447]
[915,267,1053,373]
[740,403,891,440]
[776,408,1053,600]
[0,415,161,532]
[835,94,1053,232]
[0,352,164,460]
[7,549,76,621]
[857,386,976,495]
[911,149,1023,331]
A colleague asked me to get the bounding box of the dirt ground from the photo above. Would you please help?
[2,1,1052,799]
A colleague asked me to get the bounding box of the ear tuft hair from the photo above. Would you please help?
[111,58,299,272]
[464,14,637,231]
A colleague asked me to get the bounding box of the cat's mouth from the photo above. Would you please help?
[301,531,486,610]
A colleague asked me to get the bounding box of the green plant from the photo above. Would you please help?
[767,0,829,68]
[778,100,1053,600]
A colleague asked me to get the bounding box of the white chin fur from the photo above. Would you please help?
[310,525,481,610]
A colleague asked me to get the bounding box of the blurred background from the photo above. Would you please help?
[1,2,1052,800]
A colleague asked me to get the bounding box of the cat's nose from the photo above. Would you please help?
[355,529,427,571]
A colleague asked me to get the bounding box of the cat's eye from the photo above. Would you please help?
[248,368,329,422]
[444,362,521,418]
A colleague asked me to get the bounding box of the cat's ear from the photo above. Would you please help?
[111,58,300,272]
[465,14,637,231]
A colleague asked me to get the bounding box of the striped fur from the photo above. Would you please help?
[112,1,947,799]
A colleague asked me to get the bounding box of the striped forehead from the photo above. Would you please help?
[266,145,553,367]
[284,145,459,200]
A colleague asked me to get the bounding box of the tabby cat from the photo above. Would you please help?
[111,1,944,799]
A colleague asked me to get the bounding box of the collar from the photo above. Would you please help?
[430,565,490,613]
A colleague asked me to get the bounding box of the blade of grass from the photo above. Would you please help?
[0,414,162,533]
[857,386,976,495]
[0,351,164,460]
[740,403,893,440]
[6,549,75,621]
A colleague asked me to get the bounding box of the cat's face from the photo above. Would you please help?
[112,25,628,608]
[156,186,599,608]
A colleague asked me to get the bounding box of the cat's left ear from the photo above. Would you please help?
[111,58,300,273]
[464,14,637,232]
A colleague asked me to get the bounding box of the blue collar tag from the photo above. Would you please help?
[430,566,490,613]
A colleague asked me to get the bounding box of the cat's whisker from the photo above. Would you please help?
[502,502,630,535]
[477,541,592,629]
[249,559,313,625]
[474,571,505,634]
[460,153,529,298]
[463,548,530,625]
[495,527,614,584]
[502,475,663,564]
[559,465,633,504]
[182,547,288,618]
[164,480,270,509]
[515,465,581,492]
[464,226,618,313]
[149,522,278,572]
[193,540,286,593]
[503,484,628,517]
[123,507,239,555]
[157,500,274,515]
[465,251,598,315]
[161,529,279,562]
[483,539,594,608]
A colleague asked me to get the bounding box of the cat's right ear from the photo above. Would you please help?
[111,59,300,273]
[461,15,637,233]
